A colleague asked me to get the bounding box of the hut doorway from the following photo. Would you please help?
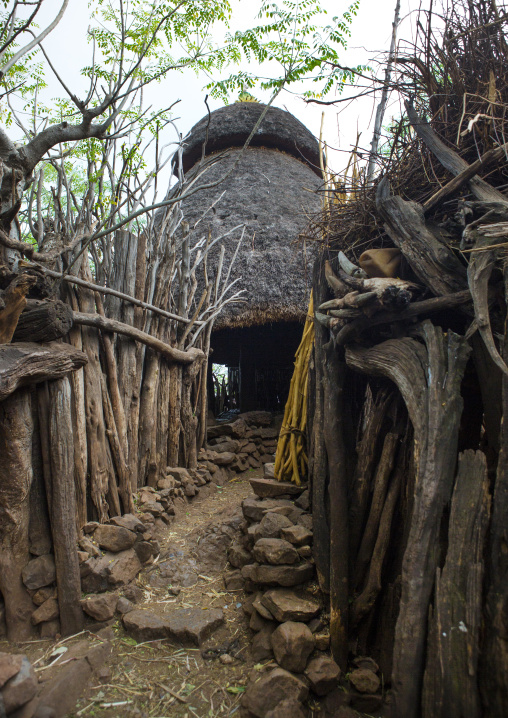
[209,321,302,413]
[211,363,240,416]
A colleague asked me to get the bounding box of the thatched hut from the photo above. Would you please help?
[176,102,322,412]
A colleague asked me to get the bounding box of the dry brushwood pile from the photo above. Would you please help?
[307,2,508,718]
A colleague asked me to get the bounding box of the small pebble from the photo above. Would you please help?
[168,586,181,596]
[220,654,234,665]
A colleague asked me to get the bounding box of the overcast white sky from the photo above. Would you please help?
[18,0,424,176]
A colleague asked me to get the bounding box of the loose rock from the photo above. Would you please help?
[241,668,308,718]
[109,514,145,533]
[252,538,299,565]
[280,524,313,547]
[270,621,315,672]
[254,512,293,540]
[165,608,224,646]
[252,594,274,620]
[249,478,302,498]
[80,593,118,621]
[265,698,307,718]
[0,653,23,688]
[32,586,57,606]
[81,549,142,593]
[242,561,314,587]
[21,554,56,590]
[93,524,137,552]
[224,570,245,591]
[123,610,167,642]
[251,626,275,661]
[228,542,252,568]
[305,655,341,695]
[116,597,134,615]
[1,655,37,714]
[349,668,381,694]
[31,597,59,625]
[261,588,320,622]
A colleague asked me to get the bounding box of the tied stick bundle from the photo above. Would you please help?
[274,292,314,485]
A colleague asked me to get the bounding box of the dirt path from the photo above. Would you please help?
[69,469,264,718]
[67,468,263,718]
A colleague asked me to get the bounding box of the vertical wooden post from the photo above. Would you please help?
[323,339,349,668]
[311,258,330,593]
[45,378,85,636]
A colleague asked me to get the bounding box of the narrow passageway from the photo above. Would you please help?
[4,470,259,718]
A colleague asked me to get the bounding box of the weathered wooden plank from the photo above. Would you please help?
[311,259,330,593]
[0,342,87,401]
[13,299,73,343]
[322,339,349,669]
[346,320,471,718]
[422,449,489,718]
[0,389,36,641]
[45,377,85,636]
[376,177,467,297]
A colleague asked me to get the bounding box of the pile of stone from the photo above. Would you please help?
[218,469,340,717]
[79,466,213,600]
[199,411,280,482]
[232,468,384,718]
[12,463,211,640]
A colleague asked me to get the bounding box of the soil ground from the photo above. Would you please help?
[2,468,284,718]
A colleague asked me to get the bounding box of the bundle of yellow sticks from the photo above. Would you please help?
[274,292,314,485]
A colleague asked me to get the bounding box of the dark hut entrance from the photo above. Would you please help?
[175,101,322,419]
[209,321,303,412]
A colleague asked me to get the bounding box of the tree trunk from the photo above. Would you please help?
[0,389,36,641]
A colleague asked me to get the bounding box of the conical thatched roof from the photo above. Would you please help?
[178,102,322,176]
[167,103,322,329]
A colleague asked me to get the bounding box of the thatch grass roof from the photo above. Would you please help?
[182,144,321,329]
[178,102,322,177]
[165,103,323,330]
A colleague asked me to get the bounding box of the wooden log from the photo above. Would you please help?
[405,102,508,207]
[181,356,205,471]
[44,377,85,635]
[423,143,508,214]
[13,299,73,342]
[138,348,160,487]
[422,449,489,718]
[72,310,204,365]
[471,333,502,454]
[349,387,392,563]
[29,400,52,557]
[0,389,36,641]
[322,339,349,669]
[467,248,508,375]
[77,267,111,522]
[351,423,409,626]
[334,290,472,346]
[0,342,87,401]
[376,177,467,297]
[353,429,400,591]
[100,372,133,513]
[346,320,471,718]
[66,286,88,529]
[30,263,198,325]
[311,259,330,593]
